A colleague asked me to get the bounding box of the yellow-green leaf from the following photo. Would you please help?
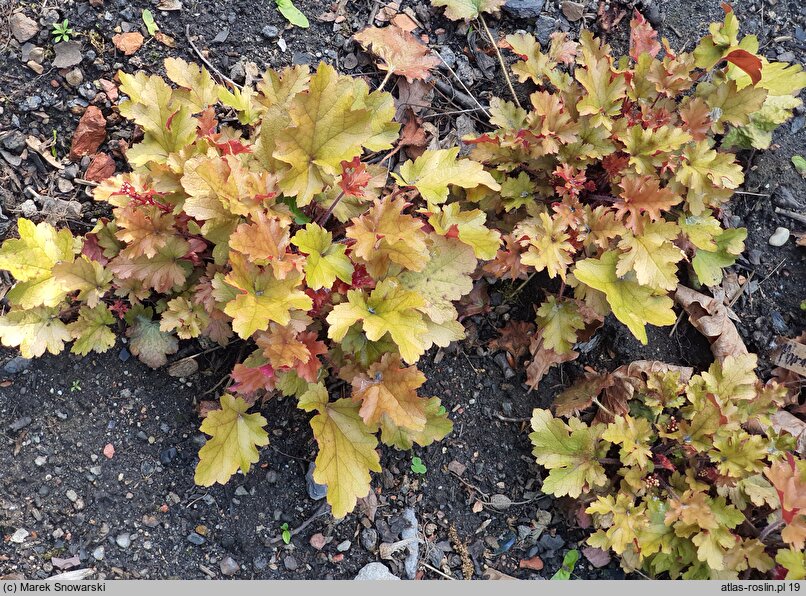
[291,223,353,290]
[0,306,71,358]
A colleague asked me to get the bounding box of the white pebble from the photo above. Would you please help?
[769,227,790,247]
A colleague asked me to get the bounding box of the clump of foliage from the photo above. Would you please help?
[467,7,805,385]
[0,58,504,517]
[51,19,75,43]
[530,354,805,579]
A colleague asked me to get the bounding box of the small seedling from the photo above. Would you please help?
[280,522,291,545]
[551,549,579,580]
[70,380,81,392]
[52,20,74,43]
[51,130,58,159]
[792,155,806,179]
[275,0,309,28]
[410,456,426,474]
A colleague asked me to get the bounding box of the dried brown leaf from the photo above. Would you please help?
[354,25,440,83]
[674,285,747,363]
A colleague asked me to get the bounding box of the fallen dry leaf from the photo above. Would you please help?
[391,13,419,32]
[154,31,176,47]
[398,108,429,159]
[69,106,107,160]
[112,32,144,55]
[519,556,544,571]
[484,568,519,580]
[526,334,578,391]
[354,25,440,83]
[582,546,611,568]
[675,285,747,363]
[26,136,63,169]
[489,320,534,362]
[102,443,115,459]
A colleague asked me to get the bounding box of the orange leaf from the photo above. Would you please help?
[629,10,661,61]
[680,97,712,141]
[724,49,762,85]
[351,354,428,431]
[112,32,144,56]
[615,175,681,233]
[354,25,440,83]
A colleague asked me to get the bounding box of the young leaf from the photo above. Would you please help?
[394,147,500,205]
[616,219,684,292]
[354,26,440,83]
[515,212,574,280]
[195,394,269,486]
[275,0,309,28]
[535,296,585,355]
[0,307,71,359]
[573,251,677,344]
[308,397,382,518]
[529,408,609,498]
[427,203,501,260]
[327,280,427,364]
[380,397,452,450]
[430,0,506,21]
[692,228,746,287]
[291,223,353,290]
[141,9,158,36]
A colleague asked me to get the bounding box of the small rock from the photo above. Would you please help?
[26,61,44,75]
[115,533,131,549]
[519,555,544,571]
[447,460,466,477]
[773,186,802,210]
[84,153,116,182]
[747,249,762,266]
[187,532,206,546]
[306,462,327,500]
[400,507,418,580]
[310,533,327,550]
[69,106,107,160]
[229,62,246,83]
[64,68,84,87]
[253,556,268,571]
[265,470,278,484]
[561,0,584,21]
[283,555,298,571]
[336,540,351,552]
[65,489,79,503]
[212,28,230,43]
[10,13,39,43]
[10,529,29,544]
[360,528,378,551]
[92,546,105,561]
[537,533,565,556]
[1,132,26,154]
[53,42,83,69]
[503,0,546,18]
[769,227,790,247]
[9,416,32,431]
[219,557,239,576]
[57,178,74,194]
[89,466,102,476]
[159,447,177,465]
[142,515,159,528]
[234,486,249,497]
[35,456,48,466]
[777,51,796,63]
[355,562,400,581]
[261,25,280,39]
[28,47,45,64]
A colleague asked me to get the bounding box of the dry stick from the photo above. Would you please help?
[478,14,521,108]
[434,50,490,117]
[421,562,456,580]
[775,206,806,226]
[185,25,241,89]
[376,69,394,92]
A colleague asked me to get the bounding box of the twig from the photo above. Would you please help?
[493,413,530,423]
[185,25,241,89]
[510,271,537,297]
[316,191,345,226]
[478,15,521,108]
[268,502,328,544]
[434,51,490,117]
[734,190,770,197]
[421,562,456,580]
[73,178,99,187]
[377,70,394,92]
[668,310,685,337]
[759,518,785,542]
[450,471,489,499]
[758,258,787,287]
[774,206,806,225]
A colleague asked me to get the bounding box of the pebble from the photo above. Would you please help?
[52,41,83,69]
[561,1,585,21]
[11,529,29,544]
[306,463,327,500]
[253,556,268,571]
[28,47,45,65]
[536,533,565,556]
[336,540,351,552]
[261,25,280,39]
[503,0,546,18]
[115,533,131,549]
[159,447,177,465]
[65,68,84,87]
[769,227,790,247]
[283,555,298,571]
[34,456,48,466]
[92,546,105,561]
[65,489,79,503]
[1,132,26,154]
[9,416,32,431]
[265,470,278,484]
[219,557,240,576]
[89,466,102,476]
[400,508,419,579]
[187,532,206,546]
[10,13,39,43]
[355,562,400,581]
[360,528,378,551]
[234,486,249,497]
[142,515,159,528]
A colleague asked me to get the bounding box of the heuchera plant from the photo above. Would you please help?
[530,354,805,580]
[0,59,503,517]
[465,7,806,386]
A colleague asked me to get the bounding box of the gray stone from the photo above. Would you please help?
[773,186,802,210]
[769,227,790,247]
[64,68,83,87]
[283,555,298,571]
[360,528,378,551]
[219,557,239,576]
[306,462,327,500]
[253,556,268,571]
[336,540,351,552]
[92,546,105,561]
[535,15,556,46]
[234,486,249,497]
[10,529,29,544]
[537,533,565,556]
[561,1,584,22]
[265,470,278,484]
[355,562,400,581]
[503,0,546,19]
[115,533,131,548]
[9,416,32,431]
[10,13,39,43]
[261,25,280,39]
[34,456,48,466]
[400,507,419,579]
[52,42,83,69]
[229,62,246,83]
[187,532,206,546]
[1,132,26,154]
[65,489,79,503]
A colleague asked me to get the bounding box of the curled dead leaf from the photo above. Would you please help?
[675,285,747,363]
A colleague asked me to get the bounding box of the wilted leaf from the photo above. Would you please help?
[354,26,440,83]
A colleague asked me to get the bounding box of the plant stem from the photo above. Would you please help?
[479,14,521,109]
[317,191,345,226]
[377,70,394,92]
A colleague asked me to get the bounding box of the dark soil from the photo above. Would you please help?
[1,0,804,581]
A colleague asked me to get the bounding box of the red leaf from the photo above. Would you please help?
[338,156,372,198]
[724,49,762,85]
